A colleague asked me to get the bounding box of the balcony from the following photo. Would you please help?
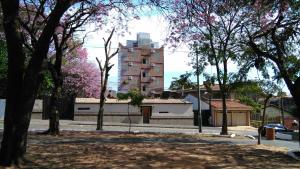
[141,49,151,56]
[141,77,151,83]
[141,64,151,69]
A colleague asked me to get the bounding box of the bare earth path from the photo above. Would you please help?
[15,131,300,169]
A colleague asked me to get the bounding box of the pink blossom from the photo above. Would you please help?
[62,47,100,98]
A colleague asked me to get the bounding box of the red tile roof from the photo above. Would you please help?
[210,100,252,111]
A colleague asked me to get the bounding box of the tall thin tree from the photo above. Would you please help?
[96,29,119,130]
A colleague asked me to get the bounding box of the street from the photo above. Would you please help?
[0,119,299,150]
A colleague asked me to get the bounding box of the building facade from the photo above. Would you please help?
[209,99,251,126]
[118,33,164,97]
[74,98,194,126]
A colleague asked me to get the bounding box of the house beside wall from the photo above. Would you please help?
[184,94,211,126]
[210,100,251,126]
[75,98,194,125]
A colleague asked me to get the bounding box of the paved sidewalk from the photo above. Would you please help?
[25,119,258,136]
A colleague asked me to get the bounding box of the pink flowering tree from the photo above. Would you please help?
[62,47,100,98]
[166,0,249,135]
[0,0,153,165]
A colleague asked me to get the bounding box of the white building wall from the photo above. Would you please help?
[184,94,209,111]
[74,101,194,125]
[150,103,193,117]
[0,99,5,118]
[75,103,193,117]
[75,103,140,114]
[33,100,43,112]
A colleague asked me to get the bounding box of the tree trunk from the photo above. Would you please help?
[280,97,285,126]
[0,0,73,166]
[96,69,105,130]
[0,63,43,165]
[96,62,112,130]
[295,96,300,145]
[220,94,228,135]
[0,0,32,165]
[127,103,132,133]
[258,97,269,145]
[196,50,202,133]
[47,44,63,135]
[96,99,105,130]
[48,86,60,135]
[291,85,300,145]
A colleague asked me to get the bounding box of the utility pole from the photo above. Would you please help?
[196,45,202,133]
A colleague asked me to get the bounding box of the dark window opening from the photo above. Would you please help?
[142,58,147,64]
[159,111,168,113]
[142,72,148,77]
[78,107,90,110]
[142,86,146,91]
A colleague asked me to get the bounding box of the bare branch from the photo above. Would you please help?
[96,57,103,72]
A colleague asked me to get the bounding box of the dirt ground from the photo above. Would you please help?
[17,131,300,169]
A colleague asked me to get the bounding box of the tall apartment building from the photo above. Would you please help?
[118,33,164,97]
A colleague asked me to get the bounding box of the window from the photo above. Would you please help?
[159,111,168,113]
[142,58,147,64]
[142,72,148,77]
[154,52,160,59]
[132,51,137,57]
[142,86,146,91]
[78,107,90,110]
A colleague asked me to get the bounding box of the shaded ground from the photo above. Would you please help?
[17,131,300,169]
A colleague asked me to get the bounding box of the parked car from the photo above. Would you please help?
[261,123,293,136]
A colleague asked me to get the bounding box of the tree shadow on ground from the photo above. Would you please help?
[10,132,300,168]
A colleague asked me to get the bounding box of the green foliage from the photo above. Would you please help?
[169,72,196,90]
[117,88,144,107]
[258,80,280,98]
[0,39,7,97]
[230,81,261,112]
[290,107,299,118]
[116,92,129,100]
[37,70,54,97]
[0,40,7,80]
[237,95,261,112]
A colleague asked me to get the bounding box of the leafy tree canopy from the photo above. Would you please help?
[117,88,144,107]
[169,72,196,90]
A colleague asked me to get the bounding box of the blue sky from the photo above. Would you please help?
[83,15,197,91]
